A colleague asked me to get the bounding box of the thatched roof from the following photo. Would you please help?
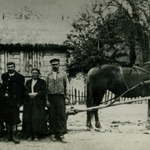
[0,20,72,45]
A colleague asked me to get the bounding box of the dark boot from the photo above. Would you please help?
[5,124,12,142]
[12,125,20,144]
[12,132,20,144]
[33,133,39,141]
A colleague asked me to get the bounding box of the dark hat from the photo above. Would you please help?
[50,58,60,64]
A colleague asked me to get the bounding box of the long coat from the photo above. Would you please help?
[0,71,25,114]
[23,78,47,135]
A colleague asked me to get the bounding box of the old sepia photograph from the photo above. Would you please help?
[0,0,150,150]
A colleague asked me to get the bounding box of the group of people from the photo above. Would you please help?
[0,58,70,144]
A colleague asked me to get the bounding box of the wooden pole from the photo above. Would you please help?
[71,96,150,114]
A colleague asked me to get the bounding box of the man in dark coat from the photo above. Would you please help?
[0,62,25,144]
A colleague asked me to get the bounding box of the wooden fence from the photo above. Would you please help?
[69,86,148,105]
[69,86,86,104]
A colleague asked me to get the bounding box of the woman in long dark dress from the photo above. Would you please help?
[23,69,47,141]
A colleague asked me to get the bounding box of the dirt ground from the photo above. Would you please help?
[0,103,150,150]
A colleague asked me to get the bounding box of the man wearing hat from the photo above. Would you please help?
[46,58,69,143]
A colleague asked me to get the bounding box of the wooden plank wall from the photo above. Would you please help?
[0,50,67,79]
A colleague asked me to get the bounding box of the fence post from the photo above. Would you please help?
[81,91,84,104]
[72,86,74,104]
[78,90,80,104]
[74,88,77,104]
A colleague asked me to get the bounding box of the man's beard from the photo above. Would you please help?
[53,67,58,72]
[8,70,15,74]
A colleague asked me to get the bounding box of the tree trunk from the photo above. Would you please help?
[146,100,150,129]
[141,39,149,63]
[129,38,136,66]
